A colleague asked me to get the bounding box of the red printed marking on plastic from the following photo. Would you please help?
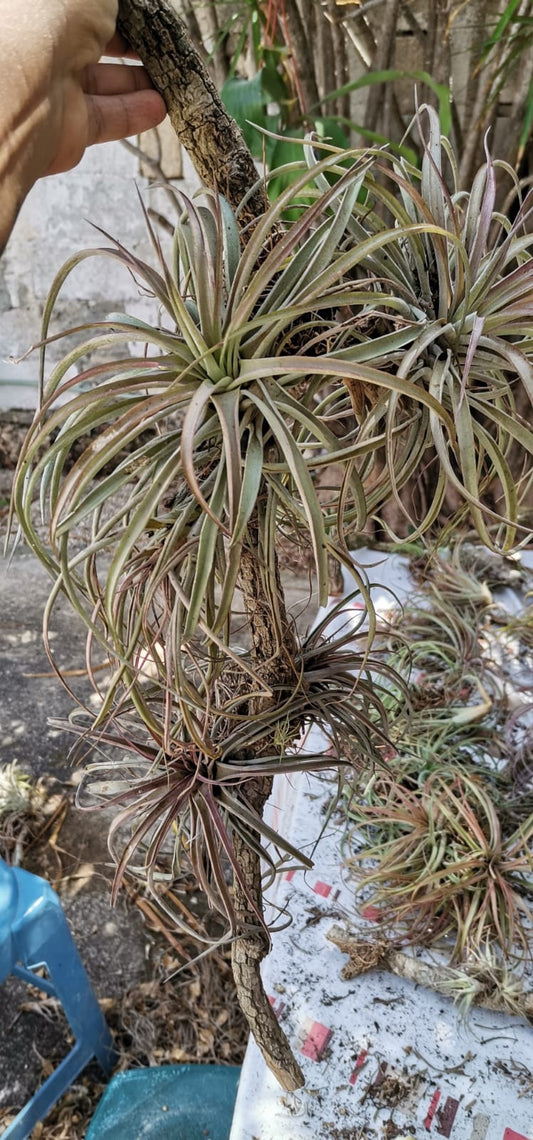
[437,1096,460,1137]
[424,1089,441,1130]
[503,1131,532,1140]
[349,1050,368,1085]
[301,1021,332,1061]
[362,905,381,922]
[313,880,332,898]
[285,870,295,881]
[267,996,285,1019]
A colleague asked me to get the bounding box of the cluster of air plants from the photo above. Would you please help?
[345,767,533,962]
[384,596,486,708]
[10,108,533,1079]
[342,544,533,994]
[501,585,533,656]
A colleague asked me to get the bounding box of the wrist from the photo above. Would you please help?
[0,76,55,250]
[0,9,57,190]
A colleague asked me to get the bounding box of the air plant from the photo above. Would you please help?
[0,761,33,817]
[502,700,533,796]
[450,542,528,591]
[0,761,47,865]
[386,595,485,702]
[500,592,533,654]
[381,555,500,721]
[410,547,494,607]
[65,620,393,929]
[381,546,532,741]
[440,942,527,1020]
[9,107,533,1084]
[345,768,533,962]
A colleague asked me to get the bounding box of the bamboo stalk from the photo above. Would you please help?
[363,0,399,134]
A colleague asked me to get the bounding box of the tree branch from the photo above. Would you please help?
[117,0,267,221]
[119,4,300,1087]
[328,926,533,1019]
[230,508,304,1091]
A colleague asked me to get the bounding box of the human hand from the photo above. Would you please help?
[0,1,166,247]
[46,31,167,175]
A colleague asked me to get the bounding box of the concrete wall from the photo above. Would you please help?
[0,137,198,409]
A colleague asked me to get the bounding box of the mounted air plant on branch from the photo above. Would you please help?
[9,0,533,1089]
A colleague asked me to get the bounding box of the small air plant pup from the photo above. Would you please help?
[0,761,45,866]
[0,761,33,818]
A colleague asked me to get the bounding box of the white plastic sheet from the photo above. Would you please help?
[230,550,533,1140]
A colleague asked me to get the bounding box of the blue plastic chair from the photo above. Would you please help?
[0,856,117,1140]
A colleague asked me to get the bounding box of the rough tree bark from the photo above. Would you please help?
[117,0,303,1090]
[117,0,267,223]
[231,509,305,1090]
